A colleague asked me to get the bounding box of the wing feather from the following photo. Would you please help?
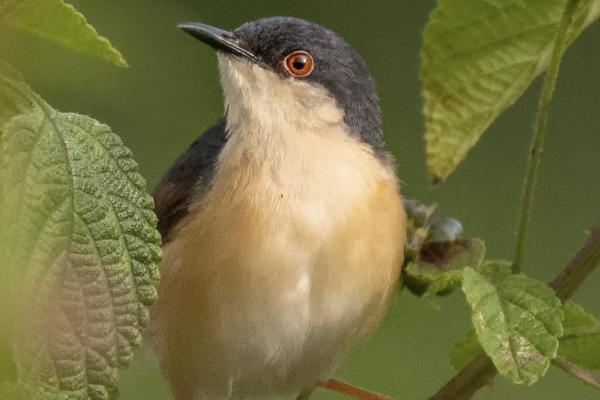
[153,119,227,242]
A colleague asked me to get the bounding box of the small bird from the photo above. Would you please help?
[150,16,406,400]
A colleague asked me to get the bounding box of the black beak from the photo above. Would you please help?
[178,22,260,64]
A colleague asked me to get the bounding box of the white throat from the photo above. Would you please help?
[218,54,345,138]
[212,54,393,229]
[217,54,358,165]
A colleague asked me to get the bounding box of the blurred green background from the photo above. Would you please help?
[1,1,599,399]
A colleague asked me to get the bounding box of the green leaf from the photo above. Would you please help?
[5,0,128,67]
[421,0,600,181]
[0,0,25,20]
[404,238,485,296]
[554,303,600,389]
[0,60,24,82]
[461,268,563,384]
[0,70,35,384]
[0,64,35,126]
[1,94,161,398]
[558,301,600,370]
[421,269,464,297]
[449,329,482,370]
[0,382,67,400]
[479,259,512,278]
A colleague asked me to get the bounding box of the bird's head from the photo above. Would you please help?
[179,17,383,152]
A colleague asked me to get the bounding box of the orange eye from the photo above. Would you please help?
[283,51,314,77]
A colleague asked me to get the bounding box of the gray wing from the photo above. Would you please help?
[153,119,227,242]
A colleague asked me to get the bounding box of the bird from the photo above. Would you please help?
[149,16,407,400]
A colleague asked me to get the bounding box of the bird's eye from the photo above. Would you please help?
[283,51,314,77]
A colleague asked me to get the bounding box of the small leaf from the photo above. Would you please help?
[421,269,463,297]
[462,268,563,384]
[479,259,512,278]
[5,0,128,67]
[449,329,482,370]
[404,238,485,296]
[558,301,600,370]
[1,94,161,398]
[421,0,600,181]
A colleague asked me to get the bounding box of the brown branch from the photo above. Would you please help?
[320,379,395,400]
[550,228,600,299]
[430,228,600,400]
[554,358,600,389]
[429,353,496,400]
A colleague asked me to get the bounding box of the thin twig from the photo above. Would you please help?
[549,228,600,299]
[553,357,600,388]
[320,379,396,400]
[430,227,600,400]
[512,0,582,273]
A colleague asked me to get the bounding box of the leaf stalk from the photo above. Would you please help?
[512,0,582,273]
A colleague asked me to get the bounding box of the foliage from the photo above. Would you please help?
[1,0,127,67]
[0,2,161,400]
[461,268,563,384]
[449,300,600,388]
[559,302,600,370]
[0,382,67,400]
[421,0,600,182]
[418,0,600,397]
[555,302,600,387]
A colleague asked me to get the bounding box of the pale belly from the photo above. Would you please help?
[150,162,406,400]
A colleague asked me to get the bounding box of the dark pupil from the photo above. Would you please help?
[292,56,306,70]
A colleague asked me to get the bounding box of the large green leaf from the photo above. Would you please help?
[0,63,33,126]
[0,382,67,400]
[0,1,24,19]
[0,67,35,384]
[461,268,563,384]
[421,0,600,181]
[0,75,161,398]
[553,302,600,389]
[4,0,127,67]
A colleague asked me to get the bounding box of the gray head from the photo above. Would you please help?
[179,17,383,153]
